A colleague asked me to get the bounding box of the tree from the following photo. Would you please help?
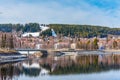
[113,40,118,49]
[86,40,90,50]
[9,35,14,49]
[42,24,120,38]
[23,23,41,32]
[93,38,99,50]
[1,34,7,48]
[1,34,4,48]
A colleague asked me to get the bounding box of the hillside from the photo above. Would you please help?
[0,23,41,32]
[0,23,119,38]
[41,24,120,38]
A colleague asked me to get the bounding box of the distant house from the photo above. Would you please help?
[54,43,60,49]
[35,44,43,49]
[98,38,106,50]
[71,43,76,49]
[54,42,69,49]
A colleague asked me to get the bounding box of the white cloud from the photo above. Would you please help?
[0,0,119,27]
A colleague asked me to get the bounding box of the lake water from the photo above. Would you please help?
[0,53,120,80]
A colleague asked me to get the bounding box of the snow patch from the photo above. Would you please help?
[40,25,49,32]
[22,32,40,37]
[22,25,49,37]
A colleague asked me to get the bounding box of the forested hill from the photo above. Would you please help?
[0,23,41,32]
[42,24,120,38]
[0,23,120,38]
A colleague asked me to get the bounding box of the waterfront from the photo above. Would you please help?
[0,53,120,80]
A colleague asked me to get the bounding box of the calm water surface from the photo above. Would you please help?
[1,53,120,80]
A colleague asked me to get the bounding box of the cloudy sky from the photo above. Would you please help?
[0,0,120,27]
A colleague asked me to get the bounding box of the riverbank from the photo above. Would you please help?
[0,48,27,64]
[104,49,120,52]
[48,48,120,53]
[47,49,120,57]
[0,48,20,55]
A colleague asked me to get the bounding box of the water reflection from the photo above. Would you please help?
[0,54,120,80]
[49,54,120,75]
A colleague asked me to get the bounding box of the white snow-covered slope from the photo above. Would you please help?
[22,24,49,37]
[40,25,49,32]
[22,32,40,37]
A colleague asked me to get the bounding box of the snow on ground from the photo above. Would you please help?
[22,32,40,37]
[22,25,49,37]
[40,25,49,32]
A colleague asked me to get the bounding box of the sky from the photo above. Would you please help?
[0,0,120,27]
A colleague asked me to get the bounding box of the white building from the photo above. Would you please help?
[35,44,43,49]
[71,43,76,49]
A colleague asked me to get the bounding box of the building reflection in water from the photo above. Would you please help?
[0,54,120,79]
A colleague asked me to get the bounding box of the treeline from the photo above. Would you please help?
[76,38,99,50]
[42,24,120,38]
[0,23,120,38]
[0,23,41,32]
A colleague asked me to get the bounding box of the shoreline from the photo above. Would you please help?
[48,48,120,52]
[103,49,120,52]
[0,48,20,55]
